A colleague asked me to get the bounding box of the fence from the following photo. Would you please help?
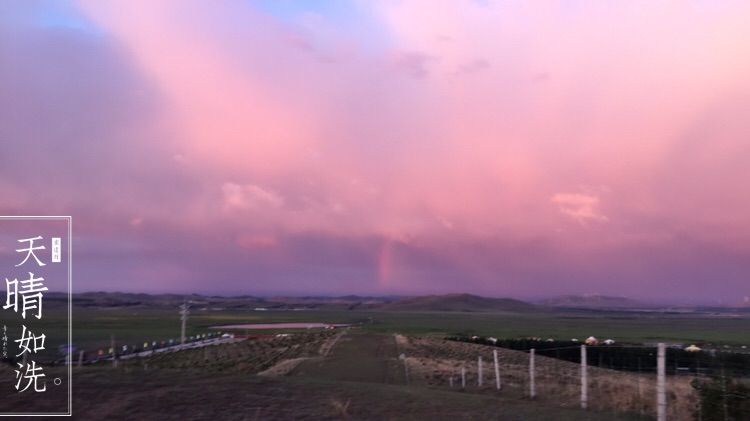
[397,335,750,420]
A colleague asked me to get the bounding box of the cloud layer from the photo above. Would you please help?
[2,1,750,302]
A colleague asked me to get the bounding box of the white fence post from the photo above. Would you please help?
[493,349,501,390]
[77,350,84,368]
[478,356,483,387]
[657,343,667,421]
[449,376,454,388]
[581,344,588,409]
[111,335,117,368]
[529,348,536,399]
[461,366,466,389]
[400,353,410,385]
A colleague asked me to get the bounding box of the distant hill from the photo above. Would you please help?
[66,292,394,310]
[266,295,397,310]
[70,292,266,309]
[540,294,646,309]
[54,291,750,314]
[64,292,532,312]
[380,293,536,312]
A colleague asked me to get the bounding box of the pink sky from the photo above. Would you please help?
[2,1,750,302]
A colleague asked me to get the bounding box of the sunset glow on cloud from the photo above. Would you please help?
[2,1,750,301]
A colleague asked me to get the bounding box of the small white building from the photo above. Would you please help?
[685,344,702,352]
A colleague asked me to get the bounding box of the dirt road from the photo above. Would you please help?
[292,332,406,384]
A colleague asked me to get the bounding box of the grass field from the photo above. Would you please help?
[2,302,748,419]
[0,364,645,420]
[0,328,652,420]
[49,306,750,354]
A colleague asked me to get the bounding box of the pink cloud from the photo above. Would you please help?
[551,193,608,224]
[387,50,435,78]
[222,183,284,211]
[1,1,748,299]
[236,234,278,250]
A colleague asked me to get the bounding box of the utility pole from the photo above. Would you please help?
[179,302,190,345]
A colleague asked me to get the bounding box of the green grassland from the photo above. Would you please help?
[29,306,750,353]
[3,303,749,420]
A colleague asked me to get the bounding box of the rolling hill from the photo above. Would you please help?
[539,294,647,309]
[380,293,536,312]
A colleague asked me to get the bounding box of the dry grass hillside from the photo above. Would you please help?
[395,335,698,420]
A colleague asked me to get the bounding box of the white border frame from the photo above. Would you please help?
[0,216,72,417]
